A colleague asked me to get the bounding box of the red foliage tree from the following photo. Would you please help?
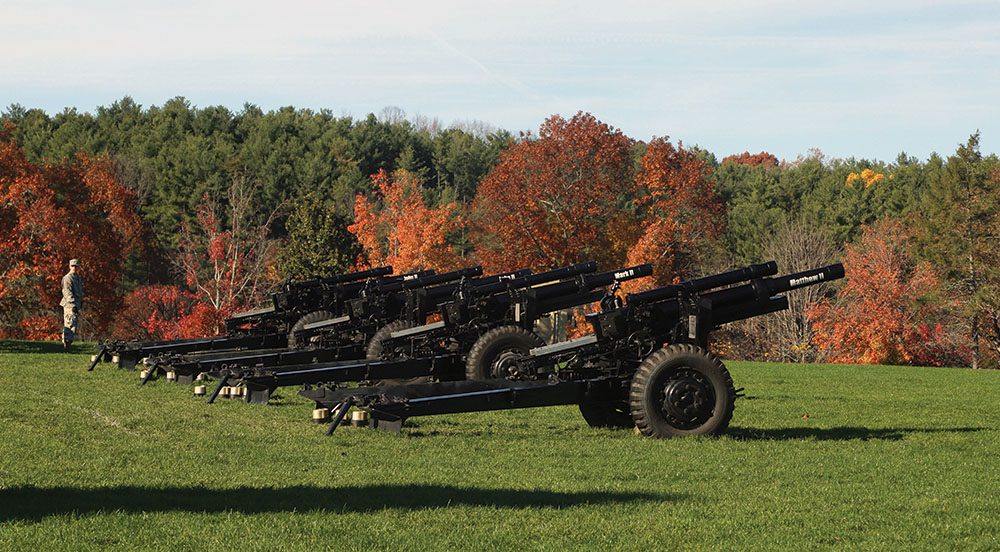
[807,218,962,366]
[625,138,723,289]
[721,151,779,167]
[0,123,144,339]
[176,177,278,335]
[110,285,196,340]
[349,169,467,273]
[471,112,636,272]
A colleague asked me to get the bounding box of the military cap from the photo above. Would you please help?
[69,259,80,266]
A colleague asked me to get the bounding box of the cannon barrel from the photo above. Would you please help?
[418,269,533,303]
[469,261,598,298]
[389,269,435,283]
[403,266,484,290]
[530,264,653,301]
[333,269,434,295]
[268,268,432,315]
[701,263,844,308]
[471,269,532,286]
[367,266,483,296]
[625,261,778,306]
[285,265,395,292]
[317,265,393,286]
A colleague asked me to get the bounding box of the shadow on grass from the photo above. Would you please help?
[728,426,987,441]
[0,484,680,522]
[0,340,92,354]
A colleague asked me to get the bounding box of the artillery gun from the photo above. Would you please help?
[382,262,651,377]
[140,266,526,385]
[227,262,652,405]
[90,266,428,371]
[298,262,844,438]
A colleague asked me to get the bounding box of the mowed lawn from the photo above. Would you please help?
[1,341,998,551]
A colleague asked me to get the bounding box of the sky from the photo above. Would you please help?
[2,0,999,161]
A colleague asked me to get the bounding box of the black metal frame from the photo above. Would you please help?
[228,262,653,405]
[96,267,427,370]
[301,262,844,434]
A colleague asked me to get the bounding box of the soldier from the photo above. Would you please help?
[60,258,85,349]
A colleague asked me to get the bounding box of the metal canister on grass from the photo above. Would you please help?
[312,408,330,423]
[350,409,370,427]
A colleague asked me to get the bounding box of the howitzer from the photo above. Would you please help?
[226,266,394,334]
[300,262,844,437]
[378,262,652,380]
[233,267,434,344]
[154,267,527,391]
[233,263,651,405]
[97,267,429,370]
[289,266,489,348]
[370,261,603,367]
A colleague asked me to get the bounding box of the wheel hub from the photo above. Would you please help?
[492,350,521,379]
[660,368,714,429]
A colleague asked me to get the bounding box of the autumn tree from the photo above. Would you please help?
[807,218,961,366]
[625,137,723,288]
[176,175,279,333]
[0,123,144,338]
[729,220,839,362]
[472,112,636,272]
[915,133,1000,368]
[348,169,467,273]
[721,151,779,168]
[110,285,197,340]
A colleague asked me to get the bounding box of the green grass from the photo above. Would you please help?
[1,340,999,551]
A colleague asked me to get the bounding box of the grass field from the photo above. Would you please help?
[1,340,999,550]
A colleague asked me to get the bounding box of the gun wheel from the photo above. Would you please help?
[368,320,428,385]
[367,320,416,360]
[465,326,543,380]
[629,344,735,438]
[288,310,336,348]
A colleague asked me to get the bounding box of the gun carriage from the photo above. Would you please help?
[226,262,653,405]
[91,266,427,371]
[142,266,527,385]
[296,262,844,438]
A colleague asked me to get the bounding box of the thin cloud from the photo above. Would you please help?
[1,0,997,160]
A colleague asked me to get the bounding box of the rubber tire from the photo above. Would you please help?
[287,310,336,349]
[465,326,544,380]
[366,320,416,360]
[367,320,429,385]
[629,344,736,438]
[579,401,634,429]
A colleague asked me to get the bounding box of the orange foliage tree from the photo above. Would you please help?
[0,124,144,339]
[349,169,467,273]
[471,112,636,272]
[807,218,961,366]
[625,138,723,288]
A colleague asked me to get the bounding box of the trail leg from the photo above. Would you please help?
[139,363,159,386]
[207,374,230,404]
[87,345,106,372]
[325,401,353,435]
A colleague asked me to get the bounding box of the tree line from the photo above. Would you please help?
[1,98,997,368]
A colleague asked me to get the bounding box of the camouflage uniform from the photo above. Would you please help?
[60,261,84,345]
